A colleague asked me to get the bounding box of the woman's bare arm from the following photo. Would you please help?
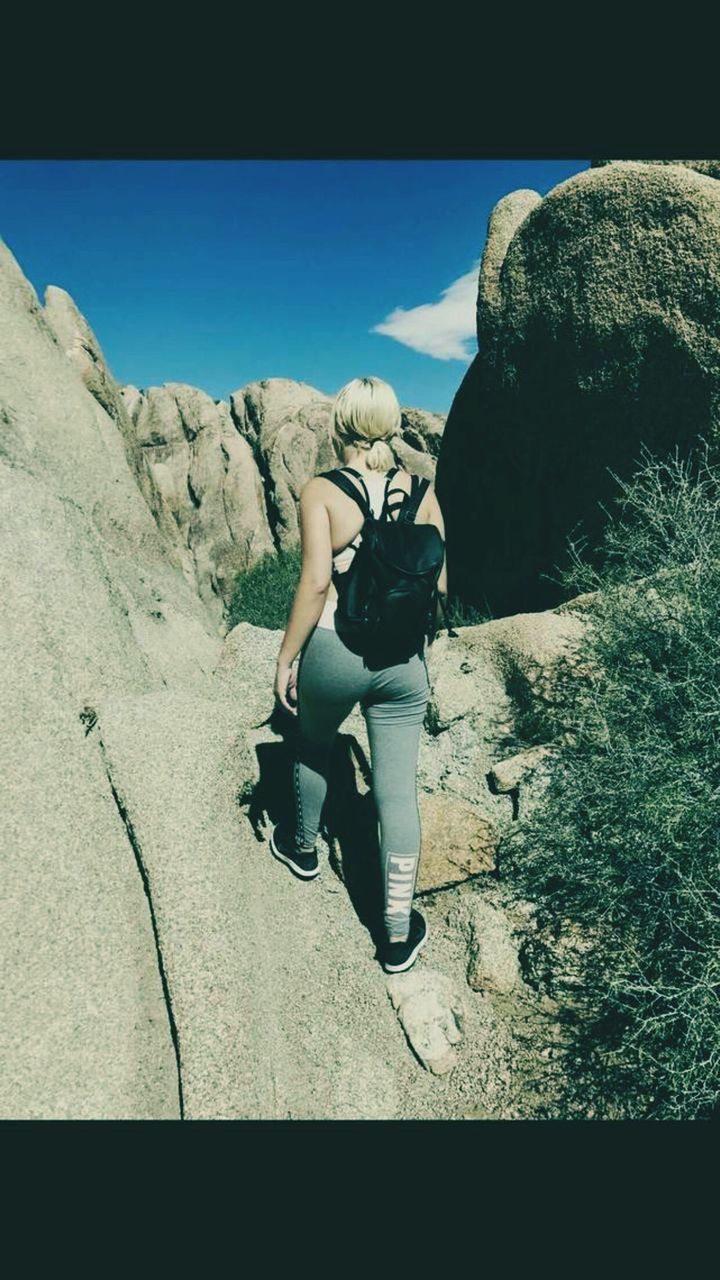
[422,482,448,638]
[425,482,448,594]
[277,479,332,666]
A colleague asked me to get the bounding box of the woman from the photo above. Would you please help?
[271,376,448,974]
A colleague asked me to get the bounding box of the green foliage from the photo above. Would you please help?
[445,595,492,627]
[227,550,490,636]
[227,544,302,631]
[503,439,720,1119]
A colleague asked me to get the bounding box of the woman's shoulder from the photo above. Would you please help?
[302,465,426,502]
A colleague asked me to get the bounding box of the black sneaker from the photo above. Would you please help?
[269,821,320,879]
[380,909,428,973]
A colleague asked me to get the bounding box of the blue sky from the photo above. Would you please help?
[0,160,589,415]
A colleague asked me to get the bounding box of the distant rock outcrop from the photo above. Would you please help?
[39,279,447,628]
[42,290,277,626]
[116,378,443,615]
[229,379,442,551]
[397,406,445,459]
[121,383,275,625]
[229,379,338,553]
[41,292,446,627]
[439,160,720,617]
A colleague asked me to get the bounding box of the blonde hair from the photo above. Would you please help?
[331,376,401,472]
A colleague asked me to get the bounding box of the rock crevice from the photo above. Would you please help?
[96,729,185,1119]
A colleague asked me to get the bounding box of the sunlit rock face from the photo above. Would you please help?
[0,237,221,1119]
[121,383,275,625]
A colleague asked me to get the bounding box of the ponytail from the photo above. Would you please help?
[353,436,397,471]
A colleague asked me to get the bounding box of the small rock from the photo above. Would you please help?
[466,900,522,995]
[417,792,498,888]
[487,745,557,794]
[386,970,465,1075]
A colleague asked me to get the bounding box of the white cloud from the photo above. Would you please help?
[371,260,480,361]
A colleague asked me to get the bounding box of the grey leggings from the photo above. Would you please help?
[293,625,431,943]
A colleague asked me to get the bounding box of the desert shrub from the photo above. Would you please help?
[227,545,302,631]
[445,595,491,627]
[503,440,720,1119]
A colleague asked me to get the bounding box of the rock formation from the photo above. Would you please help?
[7,152,712,1118]
[0,237,221,1120]
[42,289,277,627]
[43,285,145,487]
[229,379,338,553]
[438,160,720,618]
[121,382,275,625]
[44,290,446,628]
[2,231,587,1120]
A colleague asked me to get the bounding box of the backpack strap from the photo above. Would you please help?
[379,468,432,523]
[397,474,431,524]
[317,465,429,525]
[316,468,372,519]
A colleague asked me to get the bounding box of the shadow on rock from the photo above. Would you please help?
[323,733,385,947]
[242,709,385,946]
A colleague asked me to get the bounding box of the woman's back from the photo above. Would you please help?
[314,465,444,633]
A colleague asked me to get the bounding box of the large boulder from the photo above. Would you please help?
[592,159,720,181]
[438,161,720,617]
[0,235,220,1117]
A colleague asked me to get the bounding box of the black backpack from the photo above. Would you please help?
[317,464,451,661]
